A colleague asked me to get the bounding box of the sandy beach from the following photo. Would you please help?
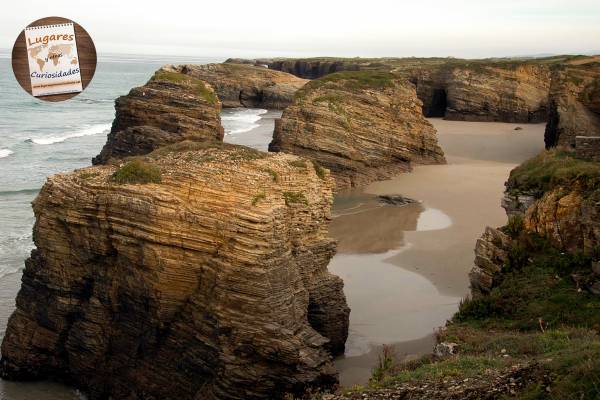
[331,119,545,385]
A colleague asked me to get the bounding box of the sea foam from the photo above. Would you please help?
[0,149,14,158]
[27,123,111,145]
[222,108,268,135]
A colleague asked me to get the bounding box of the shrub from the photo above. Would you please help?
[288,159,307,169]
[313,162,326,179]
[112,159,162,185]
[283,191,308,206]
[251,192,266,206]
[370,345,395,384]
[263,168,279,182]
[79,171,99,180]
[505,214,524,239]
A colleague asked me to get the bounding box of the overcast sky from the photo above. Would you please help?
[2,0,599,59]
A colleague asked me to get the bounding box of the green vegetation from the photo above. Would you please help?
[288,159,307,169]
[263,168,279,182]
[312,162,326,180]
[149,141,265,163]
[78,171,100,180]
[504,214,525,239]
[507,147,600,196]
[149,140,221,157]
[251,192,266,206]
[581,77,600,104]
[297,71,396,97]
[282,191,308,206]
[111,159,162,185]
[151,70,218,104]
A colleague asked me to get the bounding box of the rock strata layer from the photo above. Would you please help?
[170,63,308,109]
[92,69,224,165]
[544,65,600,148]
[409,64,551,123]
[269,71,446,189]
[1,143,349,400]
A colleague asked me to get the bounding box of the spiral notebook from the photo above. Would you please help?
[24,23,83,97]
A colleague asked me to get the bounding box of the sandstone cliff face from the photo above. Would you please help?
[269,71,446,190]
[170,63,308,109]
[404,63,552,123]
[92,69,224,165]
[544,65,600,148]
[522,186,600,252]
[1,143,349,400]
[229,58,552,123]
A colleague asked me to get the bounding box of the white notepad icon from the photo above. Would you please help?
[24,23,83,97]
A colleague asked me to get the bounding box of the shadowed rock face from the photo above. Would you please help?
[171,63,308,109]
[544,65,600,148]
[92,69,224,165]
[269,71,446,190]
[0,143,349,400]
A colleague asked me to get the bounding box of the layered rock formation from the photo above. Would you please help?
[169,63,308,109]
[544,65,600,148]
[469,227,512,297]
[1,143,350,400]
[92,69,224,164]
[410,63,551,123]
[228,57,553,123]
[470,148,600,294]
[269,71,446,189]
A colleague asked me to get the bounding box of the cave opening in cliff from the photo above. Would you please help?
[428,88,447,118]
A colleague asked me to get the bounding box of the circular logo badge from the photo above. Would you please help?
[12,16,97,102]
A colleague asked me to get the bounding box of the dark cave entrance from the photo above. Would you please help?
[426,88,448,118]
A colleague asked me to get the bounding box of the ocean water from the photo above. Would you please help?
[0,51,228,280]
[0,51,276,399]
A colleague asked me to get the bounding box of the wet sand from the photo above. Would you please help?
[331,119,545,385]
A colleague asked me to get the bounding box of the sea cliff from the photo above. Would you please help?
[269,71,445,189]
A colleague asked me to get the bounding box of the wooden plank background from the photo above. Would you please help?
[11,16,97,102]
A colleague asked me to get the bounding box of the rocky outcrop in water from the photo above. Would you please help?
[92,69,224,165]
[169,63,308,109]
[544,65,600,148]
[1,143,349,400]
[269,71,446,190]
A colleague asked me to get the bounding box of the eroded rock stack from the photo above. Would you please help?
[544,64,600,148]
[170,63,308,109]
[1,143,349,400]
[92,69,224,165]
[269,71,446,189]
